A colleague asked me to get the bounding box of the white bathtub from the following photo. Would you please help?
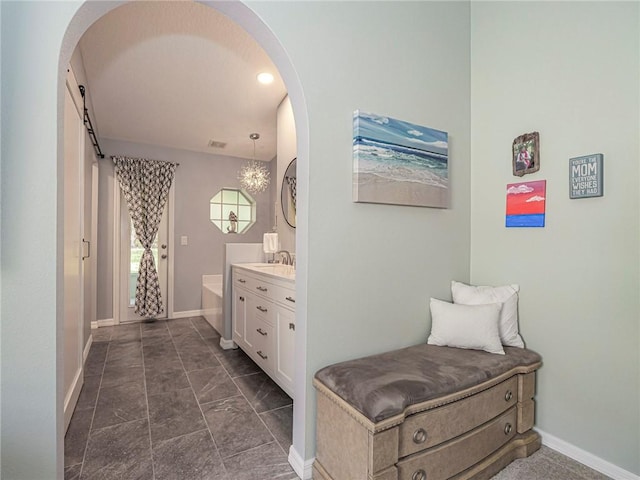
[202,274,223,336]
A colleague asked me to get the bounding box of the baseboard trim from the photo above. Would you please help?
[91,318,115,329]
[539,429,639,480]
[288,445,314,480]
[83,334,93,364]
[171,309,205,319]
[219,337,236,350]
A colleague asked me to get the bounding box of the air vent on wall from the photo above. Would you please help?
[208,140,227,149]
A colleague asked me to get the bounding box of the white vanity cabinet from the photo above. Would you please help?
[232,264,295,398]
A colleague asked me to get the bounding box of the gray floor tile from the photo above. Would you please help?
[171,330,208,349]
[105,340,143,367]
[216,349,262,378]
[222,441,297,480]
[166,318,196,335]
[152,429,228,480]
[84,343,108,377]
[234,371,292,413]
[75,375,102,411]
[145,366,190,396]
[202,335,225,354]
[178,346,221,372]
[147,387,207,443]
[92,381,147,429]
[82,419,153,480]
[143,342,180,360]
[64,407,93,466]
[191,317,220,340]
[188,366,240,404]
[91,327,113,343]
[111,324,142,341]
[64,463,81,480]
[101,363,144,389]
[202,395,274,458]
[260,405,293,454]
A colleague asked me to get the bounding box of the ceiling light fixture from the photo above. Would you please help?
[257,72,274,85]
[238,133,270,194]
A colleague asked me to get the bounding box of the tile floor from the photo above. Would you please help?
[65,317,297,480]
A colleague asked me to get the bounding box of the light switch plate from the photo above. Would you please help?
[180,235,188,246]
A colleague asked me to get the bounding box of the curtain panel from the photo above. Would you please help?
[114,156,177,317]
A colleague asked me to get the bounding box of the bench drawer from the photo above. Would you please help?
[397,407,517,480]
[399,376,518,457]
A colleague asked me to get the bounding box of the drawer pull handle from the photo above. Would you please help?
[256,328,267,336]
[257,350,268,360]
[412,428,427,444]
[504,423,513,435]
[285,296,296,303]
[412,469,426,480]
[256,306,268,313]
[256,286,268,292]
[238,279,246,283]
[505,390,513,402]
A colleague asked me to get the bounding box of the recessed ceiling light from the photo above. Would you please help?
[257,72,274,85]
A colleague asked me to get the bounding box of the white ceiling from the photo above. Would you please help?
[77,1,287,161]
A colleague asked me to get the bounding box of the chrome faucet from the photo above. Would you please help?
[276,250,292,265]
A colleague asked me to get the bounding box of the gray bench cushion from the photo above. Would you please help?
[314,344,542,422]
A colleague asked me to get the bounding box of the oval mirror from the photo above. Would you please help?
[281,158,297,228]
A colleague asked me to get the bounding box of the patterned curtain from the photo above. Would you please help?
[113,156,177,317]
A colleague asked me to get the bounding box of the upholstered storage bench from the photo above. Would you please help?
[313,345,542,480]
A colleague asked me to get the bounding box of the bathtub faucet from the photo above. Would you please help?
[276,250,292,265]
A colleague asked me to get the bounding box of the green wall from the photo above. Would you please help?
[470,2,639,475]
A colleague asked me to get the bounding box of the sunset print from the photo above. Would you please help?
[506,180,546,227]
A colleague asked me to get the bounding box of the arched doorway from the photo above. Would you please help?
[59,0,310,476]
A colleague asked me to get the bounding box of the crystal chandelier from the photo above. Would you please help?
[238,133,270,194]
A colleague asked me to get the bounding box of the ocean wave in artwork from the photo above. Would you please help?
[354,139,448,189]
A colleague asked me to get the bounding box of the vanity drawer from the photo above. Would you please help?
[398,376,518,457]
[271,284,296,309]
[397,407,518,480]
[234,272,254,289]
[251,322,275,372]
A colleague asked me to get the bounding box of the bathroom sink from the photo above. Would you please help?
[237,263,295,280]
[253,263,295,276]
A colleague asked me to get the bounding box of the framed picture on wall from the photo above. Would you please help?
[512,132,540,177]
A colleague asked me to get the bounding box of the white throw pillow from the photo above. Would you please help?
[451,281,524,348]
[427,298,504,355]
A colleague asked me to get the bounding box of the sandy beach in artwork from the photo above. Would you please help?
[354,173,448,208]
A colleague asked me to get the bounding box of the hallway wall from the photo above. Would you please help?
[470,2,640,475]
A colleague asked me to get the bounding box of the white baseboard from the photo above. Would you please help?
[83,334,93,364]
[171,309,205,319]
[219,337,237,350]
[64,367,83,432]
[288,445,314,480]
[91,318,115,329]
[539,429,639,480]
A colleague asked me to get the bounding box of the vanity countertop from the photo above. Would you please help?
[232,262,295,283]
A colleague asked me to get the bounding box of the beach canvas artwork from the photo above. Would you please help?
[353,111,449,208]
[506,180,546,227]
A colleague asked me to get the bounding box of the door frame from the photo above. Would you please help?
[113,177,175,324]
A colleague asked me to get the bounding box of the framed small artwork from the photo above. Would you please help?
[506,180,546,228]
[512,132,540,177]
[569,154,603,199]
[353,110,449,208]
